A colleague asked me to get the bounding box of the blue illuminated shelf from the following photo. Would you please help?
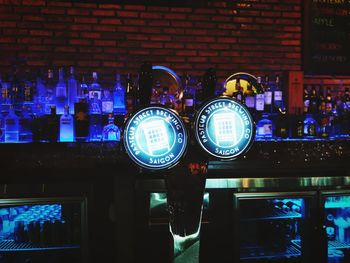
[292,239,350,250]
[0,240,80,252]
[241,210,302,221]
[329,240,350,250]
[254,136,350,142]
[240,244,301,260]
[291,239,301,248]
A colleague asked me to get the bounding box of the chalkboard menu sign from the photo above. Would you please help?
[304,0,350,74]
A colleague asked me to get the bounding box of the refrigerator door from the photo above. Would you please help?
[321,191,350,263]
[0,197,87,263]
[234,192,316,263]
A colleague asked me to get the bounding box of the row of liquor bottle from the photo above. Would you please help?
[0,104,122,143]
[255,110,350,139]
[0,65,286,120]
[253,83,350,139]
[230,75,286,116]
[0,66,128,116]
[303,84,350,115]
[1,63,349,142]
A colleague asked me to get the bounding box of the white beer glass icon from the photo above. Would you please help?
[213,112,238,147]
[141,119,170,155]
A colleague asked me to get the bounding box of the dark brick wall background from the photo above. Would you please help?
[0,0,347,84]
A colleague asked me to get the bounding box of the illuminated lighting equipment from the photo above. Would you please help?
[194,96,255,160]
[124,106,187,170]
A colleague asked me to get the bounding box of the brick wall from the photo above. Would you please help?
[0,0,303,82]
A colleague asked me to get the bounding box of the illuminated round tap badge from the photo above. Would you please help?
[124,106,187,170]
[195,97,255,160]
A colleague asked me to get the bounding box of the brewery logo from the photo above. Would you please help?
[195,97,255,160]
[124,106,187,170]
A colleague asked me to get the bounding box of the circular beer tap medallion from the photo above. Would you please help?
[124,106,188,170]
[194,96,255,160]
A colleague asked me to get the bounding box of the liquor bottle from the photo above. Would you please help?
[151,80,160,105]
[23,69,34,110]
[341,87,350,135]
[74,98,89,142]
[201,68,217,102]
[303,85,310,114]
[113,73,126,114]
[4,105,19,143]
[78,75,89,101]
[233,77,243,103]
[318,86,326,113]
[1,74,11,115]
[56,68,68,115]
[255,76,265,114]
[35,69,46,106]
[160,86,174,109]
[138,61,153,108]
[273,75,283,111]
[244,81,255,110]
[89,71,102,101]
[44,68,56,115]
[263,75,272,113]
[102,114,120,142]
[101,89,114,114]
[182,75,195,116]
[10,66,23,112]
[325,87,334,114]
[67,66,78,115]
[46,105,58,142]
[292,109,304,139]
[304,113,317,138]
[32,103,46,142]
[59,105,74,142]
[125,73,134,113]
[89,113,102,142]
[309,85,319,115]
[0,74,2,105]
[19,105,33,143]
[330,104,341,137]
[319,108,329,138]
[0,111,4,143]
[275,110,288,139]
[89,92,102,115]
[256,113,273,139]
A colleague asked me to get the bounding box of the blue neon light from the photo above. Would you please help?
[124,106,187,170]
[195,97,255,160]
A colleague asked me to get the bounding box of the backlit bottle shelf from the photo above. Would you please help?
[0,240,80,252]
[241,210,302,221]
[240,244,301,260]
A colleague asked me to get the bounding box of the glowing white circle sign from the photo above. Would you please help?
[195,97,255,160]
[124,106,187,170]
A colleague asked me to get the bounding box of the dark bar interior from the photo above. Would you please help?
[0,0,350,262]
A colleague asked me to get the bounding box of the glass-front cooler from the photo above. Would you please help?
[234,192,316,263]
[0,197,87,263]
[322,191,350,263]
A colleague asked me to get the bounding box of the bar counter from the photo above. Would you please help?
[0,139,349,263]
[0,139,349,178]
